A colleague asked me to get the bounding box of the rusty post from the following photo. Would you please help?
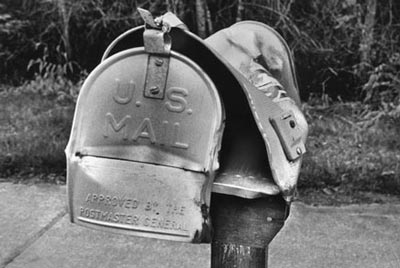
[210,193,288,268]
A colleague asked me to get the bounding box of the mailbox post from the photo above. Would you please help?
[211,194,288,267]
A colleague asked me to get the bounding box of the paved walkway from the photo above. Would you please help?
[0,182,399,268]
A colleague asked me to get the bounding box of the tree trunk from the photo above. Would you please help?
[57,0,71,59]
[360,0,377,65]
[195,0,207,38]
[236,0,244,22]
[205,1,213,35]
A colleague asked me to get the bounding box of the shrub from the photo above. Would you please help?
[300,102,400,195]
[0,51,81,176]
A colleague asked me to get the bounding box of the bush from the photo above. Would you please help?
[1,0,399,105]
[0,53,81,176]
[300,101,400,195]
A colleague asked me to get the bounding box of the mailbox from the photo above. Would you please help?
[101,16,307,203]
[65,10,224,242]
[205,21,308,203]
[66,9,308,250]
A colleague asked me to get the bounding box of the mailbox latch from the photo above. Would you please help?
[139,8,171,100]
[270,111,306,161]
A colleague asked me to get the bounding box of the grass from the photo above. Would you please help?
[0,82,76,178]
[299,101,400,197]
[1,82,399,198]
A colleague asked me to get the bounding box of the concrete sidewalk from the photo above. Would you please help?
[0,182,399,268]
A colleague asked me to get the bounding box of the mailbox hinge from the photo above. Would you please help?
[139,8,171,100]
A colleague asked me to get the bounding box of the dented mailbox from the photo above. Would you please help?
[65,15,223,242]
[66,8,309,253]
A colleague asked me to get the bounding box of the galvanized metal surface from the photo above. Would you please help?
[205,21,302,106]
[270,110,306,161]
[213,173,279,199]
[140,11,172,100]
[68,157,209,242]
[137,8,159,28]
[66,47,224,242]
[205,22,308,201]
[143,54,170,99]
[68,48,223,171]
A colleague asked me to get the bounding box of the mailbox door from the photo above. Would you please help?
[66,48,223,242]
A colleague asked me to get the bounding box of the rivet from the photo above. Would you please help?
[267,217,273,222]
[149,86,159,95]
[296,147,302,155]
[155,59,164,66]
[289,120,296,128]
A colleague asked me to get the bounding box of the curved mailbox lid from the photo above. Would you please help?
[204,22,308,200]
[206,21,301,106]
[66,48,224,242]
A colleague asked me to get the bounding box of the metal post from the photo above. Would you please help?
[210,193,288,268]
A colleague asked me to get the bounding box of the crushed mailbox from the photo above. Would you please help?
[66,8,308,254]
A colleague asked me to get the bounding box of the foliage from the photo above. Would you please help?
[1,0,399,106]
[0,3,34,83]
[23,44,82,105]
[0,42,81,176]
[361,53,400,109]
[0,88,76,176]
[300,101,400,195]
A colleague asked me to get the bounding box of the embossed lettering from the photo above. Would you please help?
[132,118,156,143]
[79,206,188,232]
[160,120,169,146]
[126,215,132,224]
[103,113,189,149]
[132,215,140,225]
[106,195,112,206]
[144,217,151,227]
[165,87,188,113]
[113,79,135,104]
[166,204,186,216]
[104,113,131,140]
[125,199,139,209]
[142,217,188,231]
[85,193,139,209]
[80,207,141,225]
[172,122,189,149]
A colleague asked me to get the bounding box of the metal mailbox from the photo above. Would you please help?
[101,17,308,203]
[66,9,308,252]
[65,13,224,242]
